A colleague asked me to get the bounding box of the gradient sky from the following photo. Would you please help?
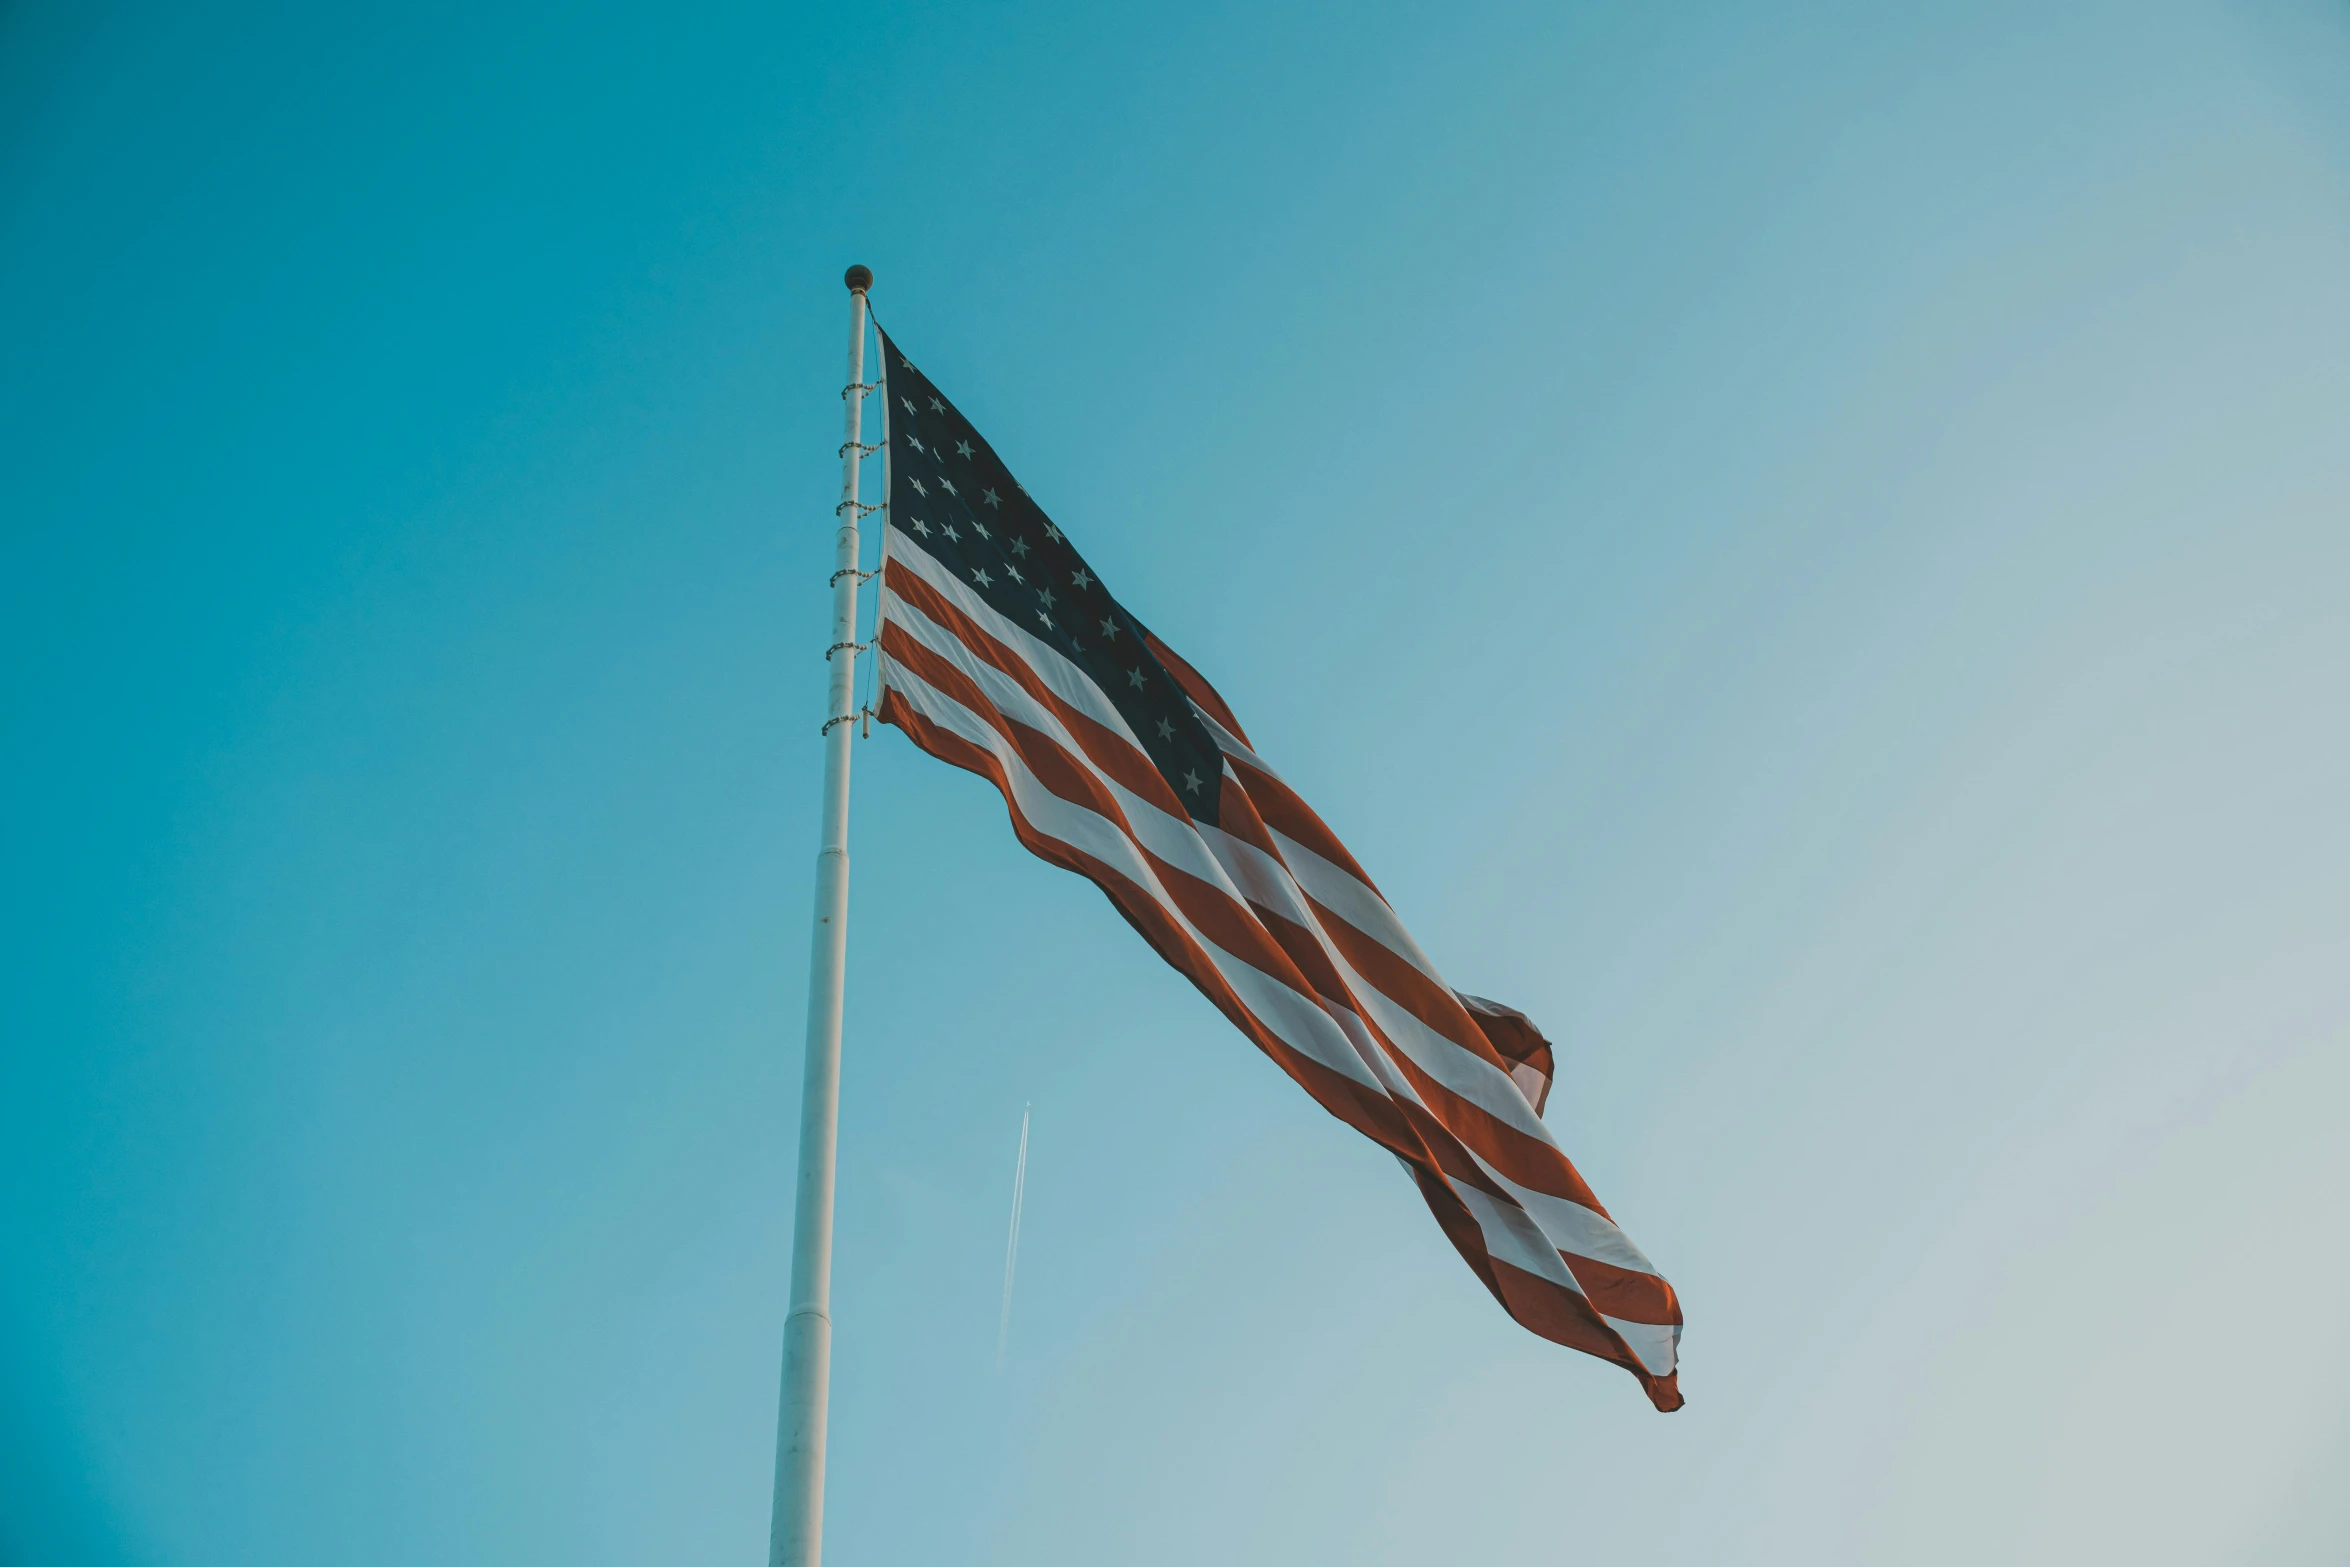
[6,2,2349,1563]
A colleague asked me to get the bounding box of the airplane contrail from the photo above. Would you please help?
[996,1104,1031,1370]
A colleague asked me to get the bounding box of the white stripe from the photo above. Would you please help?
[1473,1157,1665,1278]
[883,533,1149,752]
[1452,1181,1582,1291]
[1269,829,1448,986]
[1214,803,1660,1270]
[1455,1181,1679,1377]
[1198,822,1323,929]
[1193,706,1257,764]
[884,585,1119,773]
[1282,886,1560,1143]
[1226,826,1576,1149]
[1454,1182,1679,1377]
[1602,1316,1681,1376]
[1222,797,1621,1245]
[884,661,1389,1096]
[884,584,1252,907]
[1204,819,1630,1234]
[1225,803,1564,1145]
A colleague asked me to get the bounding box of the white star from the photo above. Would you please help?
[1155,717,1175,740]
[971,518,991,539]
[1071,568,1093,591]
[956,440,974,459]
[1127,666,1146,690]
[908,516,930,537]
[1038,587,1056,609]
[1099,618,1119,641]
[1036,608,1053,628]
[909,477,928,496]
[1009,536,1030,558]
[1006,563,1024,583]
[972,566,993,586]
[900,396,916,416]
[1182,768,1203,794]
[928,396,946,413]
[1042,522,1061,542]
[942,521,961,541]
[940,477,958,496]
[983,488,1001,508]
[907,433,926,455]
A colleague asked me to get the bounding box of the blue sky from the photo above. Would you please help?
[5,1,2348,1562]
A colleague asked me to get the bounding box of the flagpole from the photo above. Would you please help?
[770,263,874,1567]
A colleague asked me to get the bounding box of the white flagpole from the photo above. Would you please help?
[770,263,874,1567]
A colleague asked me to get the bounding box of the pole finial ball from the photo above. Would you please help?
[844,264,873,293]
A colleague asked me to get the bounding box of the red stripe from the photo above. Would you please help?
[1297,898,1617,1211]
[887,565,1188,819]
[1222,748,1381,893]
[1561,1250,1683,1328]
[1247,899,1367,1017]
[1335,986,1612,1213]
[1405,1167,1679,1410]
[1484,1255,1683,1412]
[1217,766,1572,1183]
[1211,768,1284,859]
[1304,895,1510,1072]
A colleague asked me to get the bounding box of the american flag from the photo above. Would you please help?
[868,330,1684,1410]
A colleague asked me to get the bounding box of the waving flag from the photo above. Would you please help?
[869,331,1683,1409]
